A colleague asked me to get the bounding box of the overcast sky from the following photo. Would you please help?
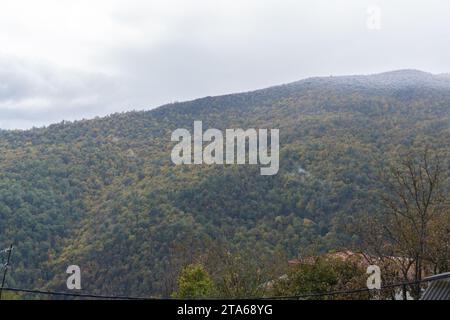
[1,0,449,129]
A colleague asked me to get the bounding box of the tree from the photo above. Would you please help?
[271,256,367,300]
[358,148,449,299]
[201,244,287,299]
[172,264,215,299]
[425,209,450,274]
[0,291,21,300]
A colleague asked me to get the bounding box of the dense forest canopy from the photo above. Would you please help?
[1,70,450,297]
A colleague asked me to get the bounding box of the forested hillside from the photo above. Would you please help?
[1,70,450,297]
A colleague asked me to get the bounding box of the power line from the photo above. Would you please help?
[1,242,447,301]
[2,287,152,300]
[260,277,444,300]
[2,276,444,300]
[0,244,152,300]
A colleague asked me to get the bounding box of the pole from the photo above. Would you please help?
[0,244,13,300]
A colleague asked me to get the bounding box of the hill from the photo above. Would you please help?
[1,69,450,296]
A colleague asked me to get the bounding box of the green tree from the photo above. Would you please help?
[172,264,215,299]
[0,291,21,300]
[272,256,367,300]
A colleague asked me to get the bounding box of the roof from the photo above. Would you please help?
[423,272,450,282]
[420,272,450,300]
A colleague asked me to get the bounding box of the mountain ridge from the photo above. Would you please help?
[2,69,449,134]
[1,69,450,297]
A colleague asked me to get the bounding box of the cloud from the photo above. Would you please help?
[1,0,450,129]
[0,57,123,129]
